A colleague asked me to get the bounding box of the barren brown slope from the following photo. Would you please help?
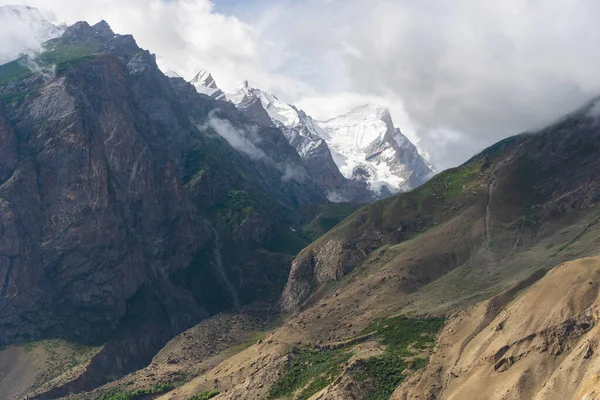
[393,256,600,400]
[0,340,100,400]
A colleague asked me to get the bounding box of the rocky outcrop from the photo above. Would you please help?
[0,32,207,345]
[281,239,363,313]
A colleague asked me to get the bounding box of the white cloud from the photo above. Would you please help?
[204,115,266,160]
[2,0,600,169]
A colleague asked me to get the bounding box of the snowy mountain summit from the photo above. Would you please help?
[190,69,226,100]
[319,105,433,194]
[0,5,65,65]
[229,82,433,198]
[227,81,374,202]
[183,71,433,200]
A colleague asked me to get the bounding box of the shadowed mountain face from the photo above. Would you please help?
[0,21,209,346]
[0,20,339,392]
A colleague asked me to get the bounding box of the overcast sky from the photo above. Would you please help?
[2,0,600,169]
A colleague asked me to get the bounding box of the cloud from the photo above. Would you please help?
[203,115,308,182]
[2,0,600,169]
[1,0,307,96]
[0,5,56,64]
[204,115,266,160]
[223,0,600,168]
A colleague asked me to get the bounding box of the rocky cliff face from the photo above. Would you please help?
[0,21,209,346]
[0,19,332,394]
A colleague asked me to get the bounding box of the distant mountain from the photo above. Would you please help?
[0,5,65,64]
[190,69,226,100]
[190,74,434,200]
[319,104,434,194]
[228,81,374,202]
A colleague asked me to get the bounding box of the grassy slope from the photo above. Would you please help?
[0,39,99,85]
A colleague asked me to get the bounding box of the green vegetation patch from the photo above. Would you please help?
[296,203,362,243]
[39,41,98,71]
[359,316,445,355]
[187,390,220,400]
[0,40,98,85]
[408,159,484,214]
[265,224,308,256]
[351,316,445,400]
[0,59,32,85]
[215,189,254,229]
[98,383,176,400]
[353,356,406,400]
[268,317,444,400]
[268,347,351,400]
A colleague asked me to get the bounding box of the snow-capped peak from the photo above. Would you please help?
[191,69,218,89]
[229,81,301,128]
[0,5,65,65]
[188,68,225,100]
[321,105,394,149]
[318,104,433,194]
[225,80,433,199]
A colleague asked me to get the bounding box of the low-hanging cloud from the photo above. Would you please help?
[0,5,54,64]
[203,115,307,183]
[204,115,266,160]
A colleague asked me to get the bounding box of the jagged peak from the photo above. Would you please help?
[63,19,114,39]
[92,20,114,37]
[190,69,219,89]
[187,69,225,100]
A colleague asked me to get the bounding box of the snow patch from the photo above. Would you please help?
[229,81,301,127]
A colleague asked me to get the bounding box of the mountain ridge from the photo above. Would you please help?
[186,72,433,201]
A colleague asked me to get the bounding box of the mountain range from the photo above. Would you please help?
[181,70,433,202]
[1,7,600,400]
[0,4,434,202]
